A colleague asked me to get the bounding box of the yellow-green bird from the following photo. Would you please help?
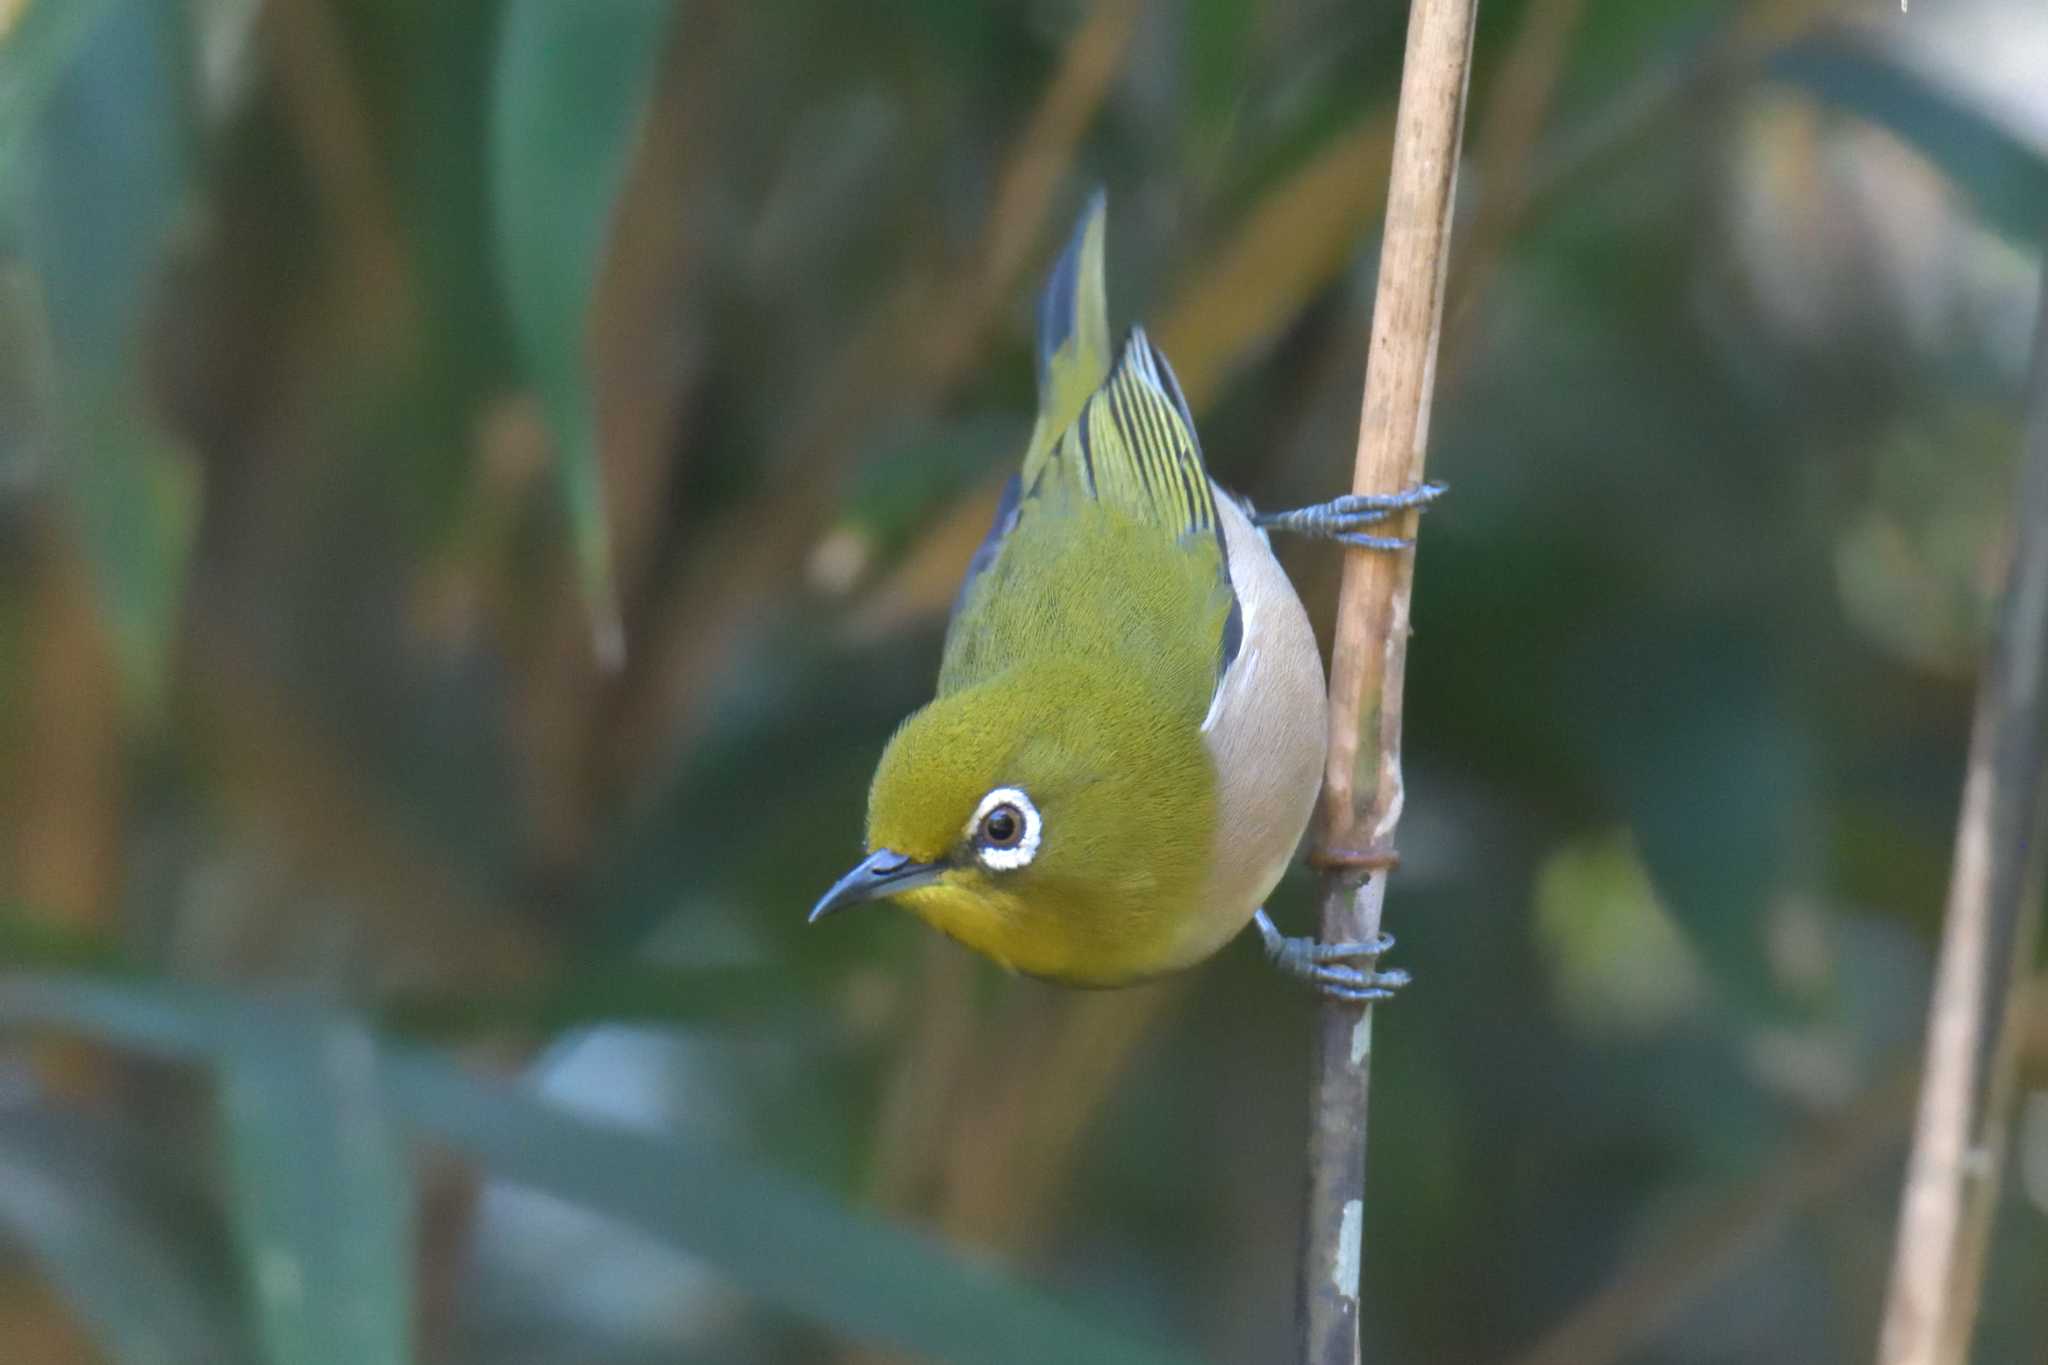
[810,193,1438,999]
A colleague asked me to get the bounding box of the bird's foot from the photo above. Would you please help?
[1251,482,1446,550]
[1254,908,1410,1004]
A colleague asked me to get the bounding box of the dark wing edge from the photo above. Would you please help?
[948,471,1021,624]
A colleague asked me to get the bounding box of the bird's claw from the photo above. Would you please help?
[1252,482,1446,547]
[1304,961,1411,1003]
[1254,909,1409,1004]
[1297,932,1396,963]
[1319,484,1448,515]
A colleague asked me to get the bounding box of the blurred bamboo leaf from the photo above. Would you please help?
[50,398,199,718]
[0,1108,245,1365]
[18,0,196,716]
[217,1009,413,1365]
[1568,622,1818,1020]
[1770,39,2048,243]
[0,904,794,1037]
[18,0,185,380]
[0,973,1190,1365]
[378,961,804,1040]
[0,974,227,1059]
[383,1047,1192,1365]
[0,981,413,1365]
[0,0,120,210]
[491,0,678,669]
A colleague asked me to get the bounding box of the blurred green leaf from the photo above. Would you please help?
[54,395,200,717]
[0,906,796,1040]
[0,981,414,1365]
[0,974,226,1059]
[19,0,196,716]
[1184,0,1253,148]
[0,1108,243,1365]
[1534,827,1708,1038]
[1565,620,1818,1020]
[378,961,805,1040]
[0,973,1190,1365]
[0,902,125,970]
[19,0,186,373]
[491,0,678,667]
[218,1009,414,1365]
[0,0,121,212]
[383,1047,1192,1365]
[1771,39,2048,243]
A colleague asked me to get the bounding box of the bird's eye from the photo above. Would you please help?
[966,786,1040,870]
[980,804,1022,847]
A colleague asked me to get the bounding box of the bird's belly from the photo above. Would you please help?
[1161,485,1328,972]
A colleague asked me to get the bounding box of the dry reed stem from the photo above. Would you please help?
[15,525,123,1101]
[14,528,121,938]
[1302,2,1478,1362]
[2025,972,2048,1087]
[262,0,418,345]
[1875,253,2048,1365]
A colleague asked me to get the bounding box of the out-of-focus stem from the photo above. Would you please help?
[1874,254,2048,1365]
[1300,1,1478,1362]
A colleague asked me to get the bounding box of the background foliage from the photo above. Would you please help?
[1,0,2045,1362]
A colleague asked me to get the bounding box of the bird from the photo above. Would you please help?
[808,192,1440,1000]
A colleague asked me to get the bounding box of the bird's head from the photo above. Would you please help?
[810,661,1217,982]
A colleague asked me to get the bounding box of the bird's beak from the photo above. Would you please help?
[808,849,946,923]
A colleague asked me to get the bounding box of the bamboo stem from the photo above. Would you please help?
[1874,256,2048,1365]
[1300,2,1478,1362]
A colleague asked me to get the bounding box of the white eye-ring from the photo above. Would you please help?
[967,786,1041,871]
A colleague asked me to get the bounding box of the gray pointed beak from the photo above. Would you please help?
[808,849,946,923]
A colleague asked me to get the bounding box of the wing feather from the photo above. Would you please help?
[944,200,1242,698]
[1045,328,1221,544]
[1023,191,1111,492]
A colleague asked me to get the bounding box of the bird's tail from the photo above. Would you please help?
[1023,189,1111,488]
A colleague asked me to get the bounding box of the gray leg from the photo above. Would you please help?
[1254,908,1410,1003]
[1252,482,1446,550]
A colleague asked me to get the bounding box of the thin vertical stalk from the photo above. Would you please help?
[1874,260,2048,1365]
[1300,2,1479,1363]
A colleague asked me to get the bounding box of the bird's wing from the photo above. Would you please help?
[952,193,1108,624]
[940,326,1241,708]
[941,193,1239,711]
[1039,327,1223,545]
[1024,189,1111,490]
[1048,327,1245,680]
